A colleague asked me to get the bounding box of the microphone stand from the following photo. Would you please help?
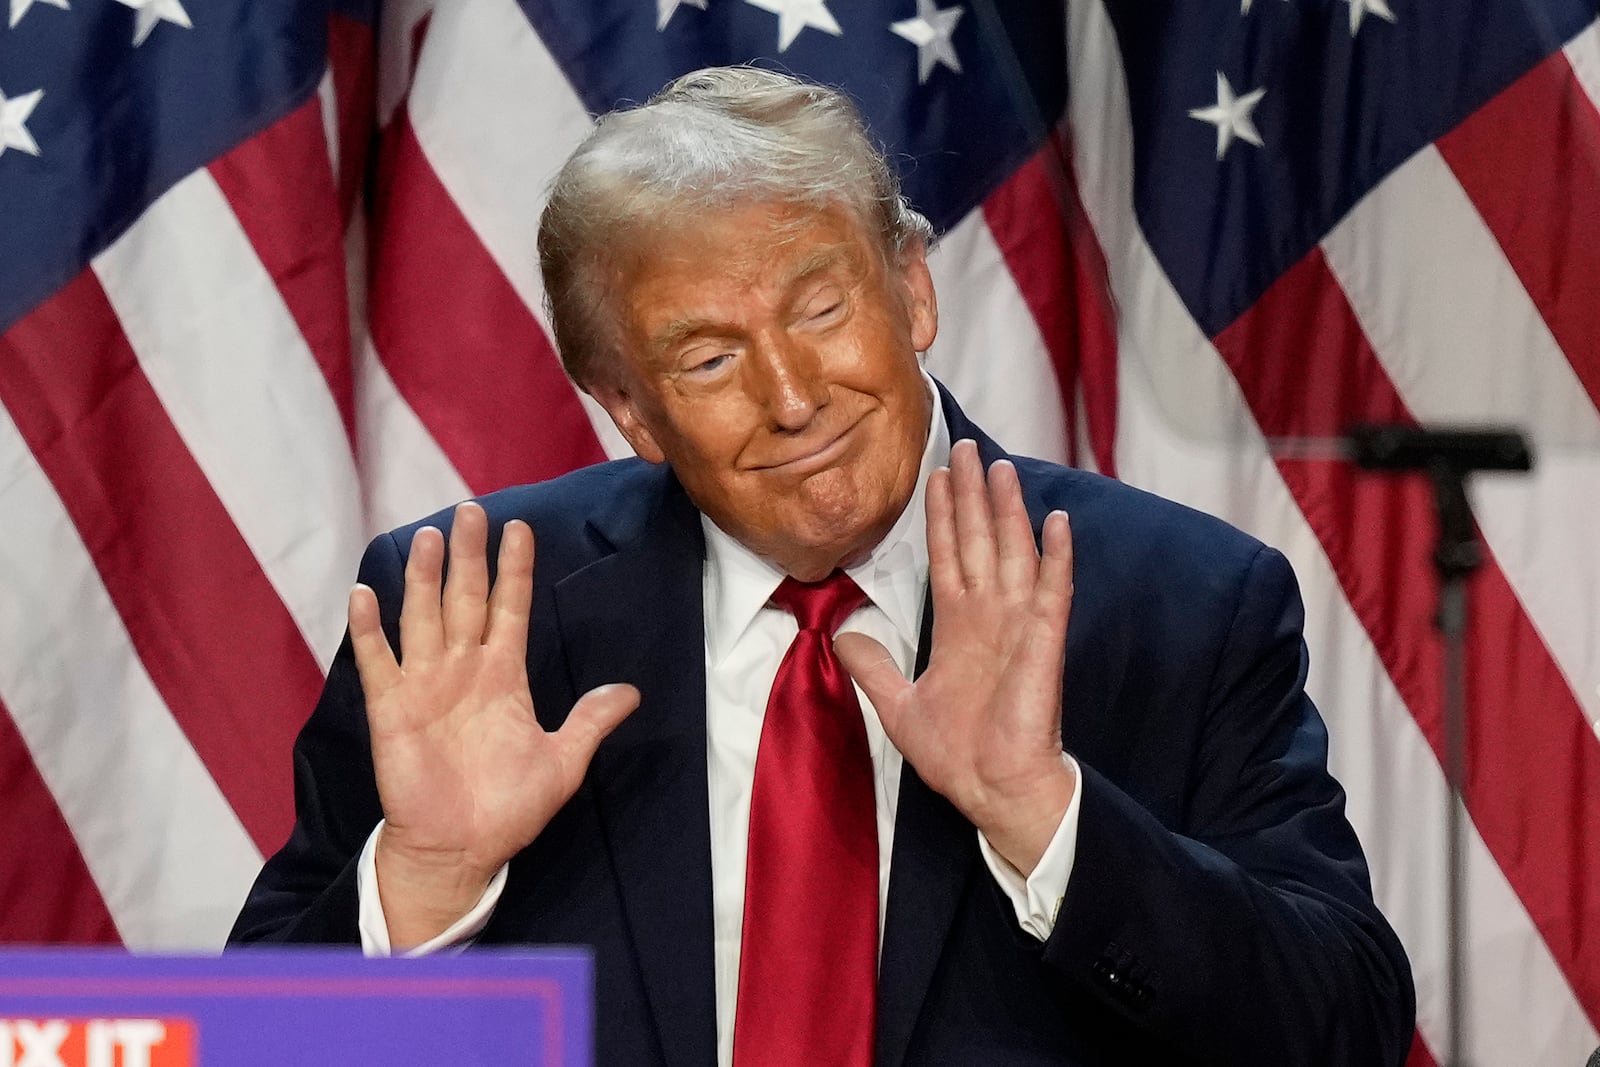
[1344,425,1534,1067]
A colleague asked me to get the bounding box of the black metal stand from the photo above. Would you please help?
[1346,425,1533,1067]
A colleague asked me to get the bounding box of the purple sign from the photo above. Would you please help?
[0,948,591,1066]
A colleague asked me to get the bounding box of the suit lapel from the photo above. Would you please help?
[553,472,718,1067]
[876,579,978,1067]
[875,389,1036,1067]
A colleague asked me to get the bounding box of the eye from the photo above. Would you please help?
[685,351,734,376]
[799,290,847,325]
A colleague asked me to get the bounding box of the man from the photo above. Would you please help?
[232,67,1414,1065]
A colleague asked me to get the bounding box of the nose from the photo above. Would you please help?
[750,333,829,432]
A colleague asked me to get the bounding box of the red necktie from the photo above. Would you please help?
[733,572,878,1067]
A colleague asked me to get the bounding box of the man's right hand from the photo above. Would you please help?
[347,501,640,948]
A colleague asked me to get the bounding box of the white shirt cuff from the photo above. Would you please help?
[355,821,508,956]
[976,753,1083,942]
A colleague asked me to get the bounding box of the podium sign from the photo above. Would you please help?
[0,948,591,1066]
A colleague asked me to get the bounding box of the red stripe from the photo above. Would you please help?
[327,12,377,223]
[0,700,121,944]
[1405,1030,1440,1067]
[367,112,605,494]
[209,96,357,446]
[1214,248,1600,1027]
[1437,50,1600,414]
[981,135,1119,476]
[0,271,321,854]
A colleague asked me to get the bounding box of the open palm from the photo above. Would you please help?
[348,503,638,942]
[837,441,1076,874]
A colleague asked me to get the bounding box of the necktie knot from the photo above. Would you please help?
[770,571,867,635]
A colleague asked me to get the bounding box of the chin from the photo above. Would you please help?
[788,495,897,573]
[719,457,915,576]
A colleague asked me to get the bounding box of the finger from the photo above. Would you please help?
[485,520,535,653]
[834,632,913,737]
[988,459,1039,593]
[949,439,997,586]
[551,683,641,783]
[348,584,402,702]
[399,527,445,664]
[925,467,961,601]
[442,503,490,648]
[1033,510,1075,635]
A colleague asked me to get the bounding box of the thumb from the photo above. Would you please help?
[834,632,912,733]
[553,683,641,771]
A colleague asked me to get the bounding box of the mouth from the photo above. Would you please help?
[752,414,867,477]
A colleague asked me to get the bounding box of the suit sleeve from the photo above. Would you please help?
[226,533,404,945]
[1041,545,1415,1065]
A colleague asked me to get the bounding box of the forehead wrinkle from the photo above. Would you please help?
[779,239,862,293]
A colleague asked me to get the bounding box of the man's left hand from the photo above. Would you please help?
[837,439,1076,876]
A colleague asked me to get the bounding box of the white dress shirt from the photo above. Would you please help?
[357,374,1083,1067]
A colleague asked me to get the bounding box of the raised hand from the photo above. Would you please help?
[348,502,639,946]
[835,439,1075,875]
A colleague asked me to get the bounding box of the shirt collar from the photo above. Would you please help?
[702,372,952,666]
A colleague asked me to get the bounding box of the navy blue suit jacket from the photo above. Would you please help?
[232,389,1414,1065]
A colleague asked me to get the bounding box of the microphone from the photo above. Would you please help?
[1344,424,1532,473]
[1586,1045,1600,1067]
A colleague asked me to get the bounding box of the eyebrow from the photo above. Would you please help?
[648,241,864,352]
[652,317,711,351]
[780,242,858,291]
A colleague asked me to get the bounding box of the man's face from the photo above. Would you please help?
[589,199,937,581]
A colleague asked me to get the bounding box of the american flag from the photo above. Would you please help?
[1,0,1596,1062]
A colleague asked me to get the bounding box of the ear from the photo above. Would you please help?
[897,239,939,353]
[587,377,668,464]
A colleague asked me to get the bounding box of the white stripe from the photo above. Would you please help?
[1073,381,1099,475]
[318,67,339,187]
[377,0,436,126]
[1064,0,1598,1057]
[91,171,366,670]
[1325,148,1600,449]
[343,203,472,534]
[1322,146,1600,739]
[358,335,473,533]
[925,212,1070,464]
[406,0,633,460]
[0,406,262,951]
[1565,18,1600,117]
